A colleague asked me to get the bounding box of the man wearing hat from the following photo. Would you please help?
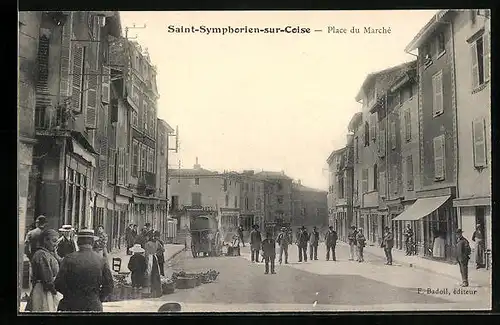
[250,224,262,263]
[56,225,77,259]
[55,229,113,311]
[297,226,309,262]
[381,226,394,265]
[347,225,358,261]
[261,232,277,274]
[309,226,320,261]
[456,229,472,287]
[24,215,48,261]
[276,226,291,264]
[325,226,338,261]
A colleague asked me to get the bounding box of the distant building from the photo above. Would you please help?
[291,181,328,231]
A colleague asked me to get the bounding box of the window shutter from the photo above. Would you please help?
[405,109,411,141]
[432,71,443,116]
[108,148,116,183]
[433,135,445,180]
[362,169,368,193]
[370,114,377,140]
[98,155,106,180]
[473,119,487,167]
[59,13,73,99]
[85,71,98,129]
[100,135,108,155]
[124,151,129,184]
[379,171,386,197]
[391,121,396,149]
[406,155,414,191]
[101,66,110,104]
[71,45,84,112]
[143,101,148,131]
[392,165,398,194]
[483,33,490,82]
[470,42,479,89]
[117,148,123,185]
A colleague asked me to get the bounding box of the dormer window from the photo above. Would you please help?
[437,32,445,56]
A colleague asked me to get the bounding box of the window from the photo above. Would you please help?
[195,178,200,185]
[301,208,306,216]
[379,171,386,197]
[245,183,249,191]
[370,113,377,141]
[472,118,487,168]
[404,109,411,142]
[223,179,228,191]
[433,134,445,180]
[355,137,359,162]
[338,175,344,199]
[471,33,491,89]
[373,164,378,190]
[141,146,147,172]
[132,110,138,128]
[362,168,368,193]
[423,43,432,65]
[191,192,202,206]
[135,55,140,72]
[277,182,283,191]
[277,195,284,204]
[234,196,238,208]
[406,155,414,191]
[225,195,229,207]
[143,101,148,131]
[147,148,154,172]
[364,121,370,146]
[378,122,386,157]
[437,32,445,55]
[392,165,398,194]
[432,70,444,116]
[245,197,249,210]
[132,140,139,177]
[391,120,396,150]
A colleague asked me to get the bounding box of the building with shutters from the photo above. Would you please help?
[450,10,491,265]
[237,170,265,239]
[24,11,120,233]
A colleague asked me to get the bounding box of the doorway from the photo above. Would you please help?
[475,206,486,242]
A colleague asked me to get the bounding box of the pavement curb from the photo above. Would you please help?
[337,241,491,287]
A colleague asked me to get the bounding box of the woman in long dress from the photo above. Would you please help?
[144,233,162,298]
[25,229,61,312]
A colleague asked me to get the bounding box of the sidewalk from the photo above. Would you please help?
[337,241,491,287]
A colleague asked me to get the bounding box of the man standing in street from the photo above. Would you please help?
[55,229,114,311]
[297,226,309,262]
[261,232,276,274]
[347,225,357,261]
[382,226,394,265]
[309,226,320,261]
[238,225,245,247]
[125,224,135,255]
[276,226,290,264]
[24,215,48,261]
[56,225,77,259]
[325,226,338,261]
[250,224,262,263]
[404,224,414,256]
[456,229,471,287]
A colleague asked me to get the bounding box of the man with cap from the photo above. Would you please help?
[309,226,320,261]
[56,225,77,259]
[24,215,48,261]
[276,226,291,264]
[261,232,277,274]
[325,226,338,261]
[297,226,309,262]
[456,228,472,287]
[347,225,358,261]
[381,226,394,265]
[250,224,262,263]
[55,229,113,311]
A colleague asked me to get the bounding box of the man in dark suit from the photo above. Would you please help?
[250,225,262,263]
[325,226,338,261]
[55,229,113,311]
[456,228,471,287]
[381,226,394,265]
[297,226,309,262]
[261,232,277,274]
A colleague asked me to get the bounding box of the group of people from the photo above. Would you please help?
[247,224,341,274]
[125,223,166,297]
[23,215,114,312]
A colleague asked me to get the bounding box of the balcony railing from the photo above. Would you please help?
[35,104,76,131]
[138,171,156,194]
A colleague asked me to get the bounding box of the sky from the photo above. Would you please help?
[119,10,438,190]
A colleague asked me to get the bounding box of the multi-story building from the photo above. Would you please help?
[354,63,411,245]
[326,134,354,241]
[28,11,119,235]
[238,170,265,238]
[450,10,491,265]
[291,180,328,232]
[402,10,461,262]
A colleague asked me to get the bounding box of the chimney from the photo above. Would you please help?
[193,157,201,169]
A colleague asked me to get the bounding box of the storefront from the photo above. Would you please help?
[220,208,239,232]
[392,195,457,261]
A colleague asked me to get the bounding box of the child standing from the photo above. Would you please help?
[128,244,147,288]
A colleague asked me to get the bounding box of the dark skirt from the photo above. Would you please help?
[150,256,162,298]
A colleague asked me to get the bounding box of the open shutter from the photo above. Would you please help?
[391,120,396,149]
[100,135,108,155]
[362,169,368,193]
[470,42,479,89]
[379,171,386,197]
[432,71,443,116]
[433,135,445,180]
[108,148,116,184]
[85,71,98,129]
[473,119,487,167]
[406,155,414,191]
[59,13,73,99]
[101,66,110,104]
[405,109,411,141]
[483,33,490,82]
[71,45,84,113]
[98,156,106,180]
[124,151,129,185]
[370,113,377,140]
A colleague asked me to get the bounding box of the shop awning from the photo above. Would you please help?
[392,195,450,221]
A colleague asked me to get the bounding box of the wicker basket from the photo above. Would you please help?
[175,277,197,289]
[162,282,176,295]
